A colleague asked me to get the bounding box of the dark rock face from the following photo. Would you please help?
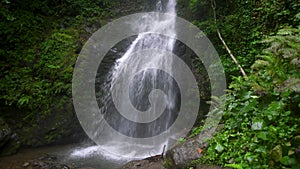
[164,136,207,169]
[164,125,225,169]
[22,100,86,147]
[0,101,86,156]
[0,118,20,156]
[34,102,85,146]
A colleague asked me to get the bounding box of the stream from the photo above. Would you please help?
[0,143,128,169]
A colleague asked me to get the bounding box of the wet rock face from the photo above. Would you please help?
[0,101,86,156]
[164,136,207,169]
[164,125,226,169]
[0,118,20,156]
[164,138,227,169]
[120,155,164,169]
[20,100,86,147]
[0,118,11,147]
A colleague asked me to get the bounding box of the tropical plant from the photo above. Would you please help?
[0,0,111,120]
[198,26,300,168]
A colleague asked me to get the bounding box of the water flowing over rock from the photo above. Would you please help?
[93,0,180,158]
[72,0,210,162]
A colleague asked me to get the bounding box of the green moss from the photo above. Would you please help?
[163,158,174,169]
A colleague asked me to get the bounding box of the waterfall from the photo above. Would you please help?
[105,0,177,137]
[72,0,180,159]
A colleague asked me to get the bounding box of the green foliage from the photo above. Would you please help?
[190,125,204,138]
[188,0,211,21]
[224,163,244,169]
[178,137,186,144]
[199,26,300,168]
[251,26,300,91]
[1,29,77,119]
[0,0,111,120]
[189,0,300,81]
[60,0,111,17]
[190,2,300,166]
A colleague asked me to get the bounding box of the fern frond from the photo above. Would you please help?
[291,58,300,67]
[277,28,294,35]
[256,55,275,64]
[251,60,270,70]
[279,48,297,59]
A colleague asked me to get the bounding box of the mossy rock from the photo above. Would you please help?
[164,136,209,169]
[0,118,20,156]
[20,100,86,147]
[0,136,20,156]
[0,118,10,148]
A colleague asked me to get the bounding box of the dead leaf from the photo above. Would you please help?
[197,148,203,154]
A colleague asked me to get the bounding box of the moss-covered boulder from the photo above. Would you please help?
[164,135,209,169]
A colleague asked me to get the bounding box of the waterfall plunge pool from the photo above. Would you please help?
[0,143,130,169]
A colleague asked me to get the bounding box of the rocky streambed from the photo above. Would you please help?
[1,152,224,169]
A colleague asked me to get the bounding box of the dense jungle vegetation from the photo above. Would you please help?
[0,0,114,156]
[0,0,111,119]
[1,0,300,168]
[186,0,300,168]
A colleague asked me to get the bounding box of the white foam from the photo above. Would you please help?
[69,145,124,160]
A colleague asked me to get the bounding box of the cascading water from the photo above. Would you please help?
[103,0,178,139]
[71,0,181,159]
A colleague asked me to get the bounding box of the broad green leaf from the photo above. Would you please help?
[280,156,297,166]
[257,132,268,140]
[215,143,224,153]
